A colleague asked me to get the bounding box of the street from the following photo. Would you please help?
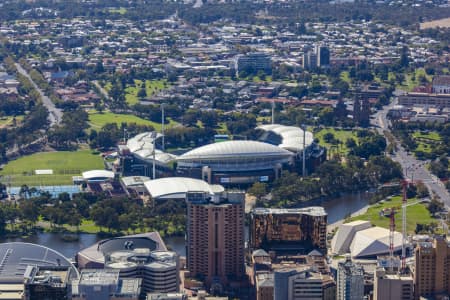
[372,95,450,207]
[15,63,63,126]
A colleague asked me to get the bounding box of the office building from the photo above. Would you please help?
[316,46,330,67]
[399,92,450,107]
[147,293,187,300]
[250,207,327,255]
[24,265,75,300]
[374,267,413,300]
[71,269,141,300]
[186,191,245,290]
[337,256,364,300]
[234,52,272,76]
[302,51,317,70]
[255,273,274,300]
[413,236,450,299]
[274,267,335,300]
[432,75,450,94]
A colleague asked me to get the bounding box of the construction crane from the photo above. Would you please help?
[381,179,426,271]
[388,207,396,272]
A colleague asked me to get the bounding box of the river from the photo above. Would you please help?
[0,192,371,259]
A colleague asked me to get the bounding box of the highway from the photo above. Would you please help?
[372,95,450,208]
[15,63,62,126]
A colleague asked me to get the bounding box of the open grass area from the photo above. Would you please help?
[412,131,442,154]
[124,79,169,105]
[391,68,433,91]
[0,150,104,186]
[349,196,434,233]
[108,7,127,14]
[412,131,441,141]
[0,116,23,128]
[88,111,178,131]
[314,127,359,155]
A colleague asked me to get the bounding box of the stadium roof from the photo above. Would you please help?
[350,226,403,258]
[126,132,163,153]
[0,242,78,283]
[126,132,176,164]
[144,177,224,199]
[82,170,115,180]
[177,140,293,161]
[257,124,314,152]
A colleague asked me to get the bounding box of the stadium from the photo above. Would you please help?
[117,124,326,185]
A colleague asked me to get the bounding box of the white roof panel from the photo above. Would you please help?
[257,124,314,152]
[178,140,293,161]
[82,170,114,180]
[144,177,224,199]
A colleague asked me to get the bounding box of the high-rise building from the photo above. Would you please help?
[337,256,364,300]
[186,191,245,290]
[316,46,330,67]
[250,207,327,255]
[274,267,335,300]
[234,52,272,76]
[302,51,317,70]
[413,236,450,299]
[374,267,413,300]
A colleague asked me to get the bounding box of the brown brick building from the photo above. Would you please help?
[413,236,450,299]
[186,192,245,290]
[250,207,327,255]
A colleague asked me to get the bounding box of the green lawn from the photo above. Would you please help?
[0,150,104,186]
[340,71,351,83]
[108,7,127,14]
[88,111,178,131]
[412,131,442,154]
[0,116,23,128]
[314,128,359,155]
[349,196,434,233]
[412,131,441,141]
[124,79,169,105]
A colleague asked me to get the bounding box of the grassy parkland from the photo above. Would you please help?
[314,127,360,155]
[348,196,434,234]
[88,110,179,131]
[0,150,104,186]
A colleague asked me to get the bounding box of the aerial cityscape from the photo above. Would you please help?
[0,0,449,299]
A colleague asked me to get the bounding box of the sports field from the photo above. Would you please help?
[88,111,178,131]
[0,150,104,186]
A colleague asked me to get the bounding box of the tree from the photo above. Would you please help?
[248,182,267,200]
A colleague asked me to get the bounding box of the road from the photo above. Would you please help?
[372,94,450,207]
[15,63,62,126]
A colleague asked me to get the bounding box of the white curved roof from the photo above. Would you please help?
[350,226,403,258]
[257,124,314,152]
[82,170,115,180]
[178,140,293,161]
[331,220,372,255]
[127,132,162,153]
[144,177,225,199]
[127,132,176,164]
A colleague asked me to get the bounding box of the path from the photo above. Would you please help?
[15,63,62,126]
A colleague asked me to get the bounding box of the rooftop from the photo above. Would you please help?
[144,177,224,200]
[251,206,327,217]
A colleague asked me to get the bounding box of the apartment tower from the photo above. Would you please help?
[413,236,450,299]
[186,192,245,290]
